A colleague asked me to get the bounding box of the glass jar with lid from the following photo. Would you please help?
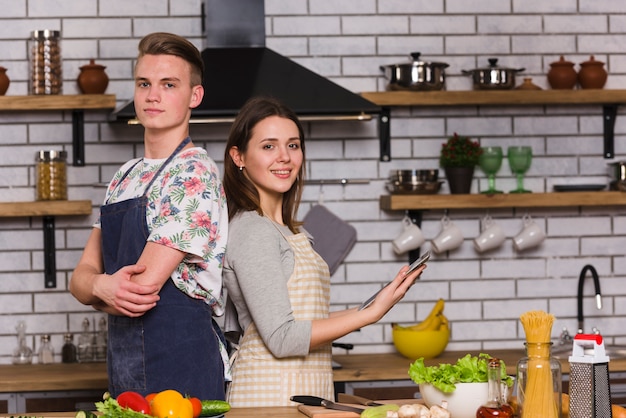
[36,150,67,200]
[29,29,62,95]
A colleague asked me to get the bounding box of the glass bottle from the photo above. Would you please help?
[77,317,93,362]
[95,317,107,362]
[12,321,33,365]
[476,357,514,417]
[38,334,54,364]
[62,333,77,363]
[516,342,562,418]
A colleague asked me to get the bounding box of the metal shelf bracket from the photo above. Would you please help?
[379,108,391,162]
[43,216,57,288]
[72,110,86,166]
[603,105,618,159]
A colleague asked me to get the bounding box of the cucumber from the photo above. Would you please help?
[200,400,231,416]
[75,411,98,418]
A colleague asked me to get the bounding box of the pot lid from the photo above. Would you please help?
[476,58,523,71]
[550,55,574,67]
[80,59,106,70]
[581,55,605,66]
[385,52,449,68]
[465,58,525,74]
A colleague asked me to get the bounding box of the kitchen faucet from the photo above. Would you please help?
[577,264,603,334]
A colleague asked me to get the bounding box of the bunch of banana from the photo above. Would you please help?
[393,298,448,332]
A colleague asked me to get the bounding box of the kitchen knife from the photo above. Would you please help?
[291,395,365,414]
[337,393,384,406]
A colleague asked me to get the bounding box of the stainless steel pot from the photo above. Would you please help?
[380,52,449,91]
[462,58,525,90]
[609,161,626,181]
[608,161,626,191]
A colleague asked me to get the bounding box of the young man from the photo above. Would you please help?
[70,32,228,400]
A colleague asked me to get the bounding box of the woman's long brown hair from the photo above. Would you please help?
[223,96,306,233]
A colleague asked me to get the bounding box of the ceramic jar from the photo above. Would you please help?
[77,59,109,94]
[0,66,9,95]
[578,55,608,89]
[516,78,542,90]
[547,56,577,89]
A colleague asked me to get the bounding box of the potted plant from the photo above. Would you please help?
[440,133,482,194]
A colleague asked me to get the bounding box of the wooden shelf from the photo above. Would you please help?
[360,89,626,160]
[0,94,116,166]
[380,191,626,211]
[0,200,93,288]
[0,200,93,217]
[360,89,626,107]
[0,94,116,110]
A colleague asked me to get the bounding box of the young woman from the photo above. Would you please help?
[70,32,229,400]
[222,96,425,407]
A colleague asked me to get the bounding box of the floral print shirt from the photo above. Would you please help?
[95,147,228,316]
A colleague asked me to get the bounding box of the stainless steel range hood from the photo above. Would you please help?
[112,0,390,160]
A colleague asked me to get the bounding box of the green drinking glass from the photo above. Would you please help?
[478,146,503,194]
[507,146,532,193]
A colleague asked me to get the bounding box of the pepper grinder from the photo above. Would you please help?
[62,333,77,363]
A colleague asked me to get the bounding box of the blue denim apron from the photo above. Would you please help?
[101,137,225,399]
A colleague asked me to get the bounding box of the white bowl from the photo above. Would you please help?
[419,382,489,418]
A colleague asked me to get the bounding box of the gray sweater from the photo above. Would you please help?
[223,211,312,358]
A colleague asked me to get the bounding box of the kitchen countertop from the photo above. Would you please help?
[0,409,302,418]
[3,349,626,393]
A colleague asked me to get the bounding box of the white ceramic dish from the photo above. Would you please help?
[419,382,511,418]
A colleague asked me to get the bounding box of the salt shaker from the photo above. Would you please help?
[38,334,54,364]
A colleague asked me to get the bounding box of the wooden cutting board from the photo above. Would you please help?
[297,399,423,418]
[297,404,360,418]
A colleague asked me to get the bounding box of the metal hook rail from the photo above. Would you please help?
[304,178,370,185]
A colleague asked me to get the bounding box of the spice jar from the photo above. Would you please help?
[36,150,67,201]
[38,334,55,364]
[29,29,62,95]
[62,333,77,363]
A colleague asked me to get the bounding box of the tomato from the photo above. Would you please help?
[151,389,193,418]
[146,392,156,404]
[188,397,202,418]
[117,391,151,414]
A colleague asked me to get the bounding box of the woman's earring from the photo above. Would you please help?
[239,166,244,171]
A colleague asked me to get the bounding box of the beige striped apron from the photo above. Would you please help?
[226,229,333,407]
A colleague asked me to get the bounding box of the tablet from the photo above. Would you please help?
[357,251,430,311]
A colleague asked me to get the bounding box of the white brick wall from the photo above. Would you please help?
[0,0,625,364]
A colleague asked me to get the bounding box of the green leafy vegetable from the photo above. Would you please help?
[95,393,153,418]
[408,353,514,393]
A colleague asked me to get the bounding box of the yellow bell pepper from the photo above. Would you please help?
[150,390,193,418]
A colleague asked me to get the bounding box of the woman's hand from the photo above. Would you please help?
[367,262,426,320]
[309,262,426,349]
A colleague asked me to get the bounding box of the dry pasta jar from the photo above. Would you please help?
[29,29,62,95]
[36,150,67,200]
[516,342,562,418]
